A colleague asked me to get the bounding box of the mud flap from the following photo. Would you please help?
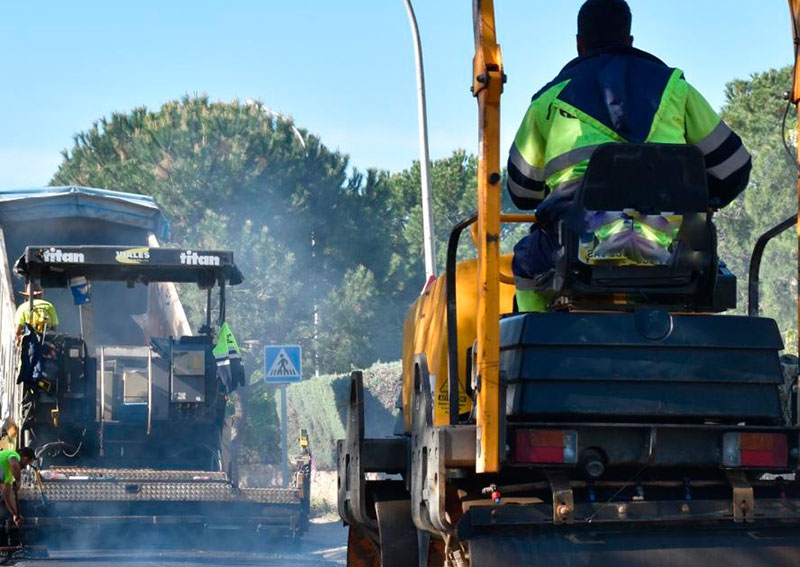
[467,525,800,567]
[347,525,380,567]
[375,496,418,567]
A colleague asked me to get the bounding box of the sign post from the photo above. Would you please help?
[279,384,288,487]
[264,345,302,487]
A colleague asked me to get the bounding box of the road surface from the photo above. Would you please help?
[8,520,347,567]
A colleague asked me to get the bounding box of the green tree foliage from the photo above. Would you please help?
[388,151,478,272]
[51,96,398,364]
[349,151,491,359]
[380,151,526,272]
[385,150,525,275]
[716,66,797,341]
[235,386,282,465]
[315,265,377,373]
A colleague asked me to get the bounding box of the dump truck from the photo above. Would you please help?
[0,186,310,546]
[338,2,800,565]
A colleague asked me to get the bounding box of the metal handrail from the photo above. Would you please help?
[747,214,797,317]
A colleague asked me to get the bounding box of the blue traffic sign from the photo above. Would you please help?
[264,345,302,384]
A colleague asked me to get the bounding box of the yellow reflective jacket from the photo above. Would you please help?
[15,299,58,334]
[507,46,751,221]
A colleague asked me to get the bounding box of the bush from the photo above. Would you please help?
[284,361,402,470]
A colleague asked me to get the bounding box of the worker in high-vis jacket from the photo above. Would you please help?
[14,283,58,341]
[0,447,35,527]
[507,0,752,311]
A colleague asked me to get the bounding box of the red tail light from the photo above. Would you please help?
[723,432,788,468]
[514,429,578,464]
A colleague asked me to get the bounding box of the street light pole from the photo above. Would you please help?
[402,0,437,280]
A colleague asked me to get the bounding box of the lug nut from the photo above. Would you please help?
[581,448,606,479]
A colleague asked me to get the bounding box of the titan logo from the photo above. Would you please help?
[180,250,221,266]
[115,247,151,264]
[42,247,85,263]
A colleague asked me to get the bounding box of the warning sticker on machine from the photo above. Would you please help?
[436,377,469,417]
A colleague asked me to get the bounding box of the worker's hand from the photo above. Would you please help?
[12,515,22,528]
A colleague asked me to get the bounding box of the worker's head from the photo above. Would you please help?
[577,0,633,55]
[18,446,35,468]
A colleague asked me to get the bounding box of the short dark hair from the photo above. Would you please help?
[578,0,632,51]
[18,447,35,461]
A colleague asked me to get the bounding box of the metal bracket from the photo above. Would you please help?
[411,355,454,535]
[545,471,574,525]
[726,470,755,523]
[337,371,374,530]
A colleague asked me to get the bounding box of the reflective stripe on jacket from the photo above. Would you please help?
[507,46,751,219]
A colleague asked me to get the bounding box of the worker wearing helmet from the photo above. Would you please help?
[14,283,58,341]
[508,0,752,311]
[0,447,35,527]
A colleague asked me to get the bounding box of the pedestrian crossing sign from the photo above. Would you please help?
[264,345,302,384]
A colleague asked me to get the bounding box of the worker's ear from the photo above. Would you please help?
[627,35,634,47]
[576,34,585,55]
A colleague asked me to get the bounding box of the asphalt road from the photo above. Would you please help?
[7,521,347,567]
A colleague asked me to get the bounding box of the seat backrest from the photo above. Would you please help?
[556,143,728,310]
[580,143,708,213]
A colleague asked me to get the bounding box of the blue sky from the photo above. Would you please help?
[0,1,792,189]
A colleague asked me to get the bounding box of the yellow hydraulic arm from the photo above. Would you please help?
[471,0,504,473]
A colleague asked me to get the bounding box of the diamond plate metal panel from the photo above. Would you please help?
[21,468,303,505]
[43,468,230,482]
[20,482,302,504]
